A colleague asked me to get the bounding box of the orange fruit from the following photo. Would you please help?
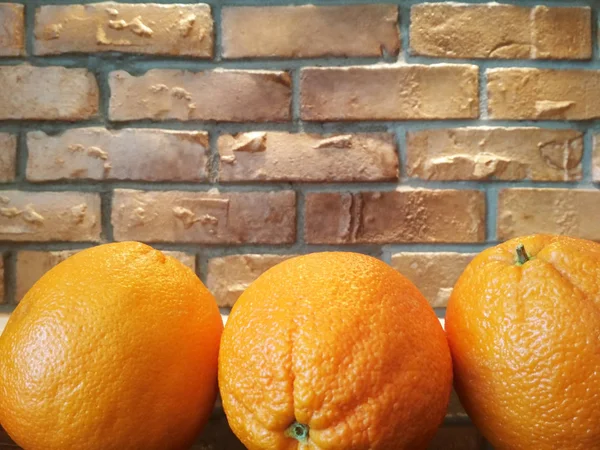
[0,242,223,450]
[218,252,452,449]
[446,234,600,450]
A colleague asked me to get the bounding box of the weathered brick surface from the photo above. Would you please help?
[300,65,478,121]
[305,189,485,244]
[15,249,195,302]
[391,252,475,308]
[428,426,484,450]
[34,3,213,57]
[0,192,101,242]
[218,132,398,182]
[109,69,291,122]
[0,65,99,121]
[406,128,583,181]
[0,134,17,183]
[498,189,600,241]
[0,3,24,56]
[27,128,209,182]
[222,5,399,58]
[593,135,600,183]
[411,4,591,60]
[207,254,295,307]
[488,69,600,120]
[112,189,296,244]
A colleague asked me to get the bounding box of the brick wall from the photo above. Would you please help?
[0,0,598,448]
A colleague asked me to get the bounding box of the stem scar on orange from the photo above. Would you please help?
[218,252,452,450]
[446,234,600,450]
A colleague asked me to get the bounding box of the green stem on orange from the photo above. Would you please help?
[515,244,530,266]
[285,421,309,443]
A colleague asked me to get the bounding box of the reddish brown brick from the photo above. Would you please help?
[15,249,195,302]
[300,65,478,121]
[222,5,399,58]
[109,69,291,122]
[488,68,600,120]
[498,189,600,240]
[27,128,209,182]
[207,254,295,307]
[406,128,583,181]
[0,134,17,183]
[0,65,99,120]
[0,191,101,242]
[0,4,24,56]
[305,189,485,244]
[428,426,484,450]
[411,4,591,60]
[391,252,475,308]
[218,132,398,183]
[112,189,296,244]
[34,3,213,57]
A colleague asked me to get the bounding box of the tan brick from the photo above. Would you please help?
[488,68,600,120]
[218,132,398,183]
[498,189,600,241]
[300,64,478,121]
[411,4,591,60]
[305,189,485,244]
[593,135,600,183]
[27,128,209,182]
[406,128,583,181]
[207,254,295,307]
[0,191,101,242]
[0,257,4,304]
[15,249,195,302]
[0,65,99,120]
[428,426,483,450]
[222,5,399,59]
[34,3,213,57]
[391,252,475,308]
[0,4,24,56]
[0,133,17,183]
[109,69,291,122]
[112,189,296,244]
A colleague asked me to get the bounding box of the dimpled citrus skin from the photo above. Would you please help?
[446,235,600,450]
[218,252,452,450]
[0,242,223,450]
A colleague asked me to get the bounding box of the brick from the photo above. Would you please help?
[305,189,485,244]
[27,128,209,182]
[0,191,101,242]
[428,426,483,450]
[0,65,98,120]
[112,189,296,244]
[109,69,291,122]
[406,128,583,181]
[218,132,398,183]
[488,68,600,120]
[0,134,17,182]
[222,5,399,59]
[391,252,475,308]
[411,4,591,60]
[593,135,600,183]
[15,249,195,302]
[498,189,600,241]
[0,257,4,304]
[207,254,295,307]
[300,65,478,121]
[0,3,24,56]
[34,3,213,57]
